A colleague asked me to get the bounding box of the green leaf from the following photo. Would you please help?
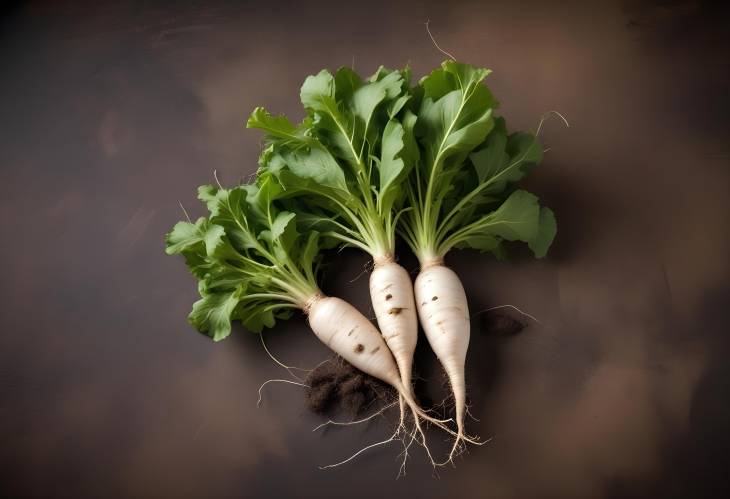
[165,218,207,255]
[281,146,349,192]
[247,107,309,145]
[399,110,420,169]
[188,287,243,341]
[242,177,283,227]
[233,300,277,333]
[301,69,336,111]
[298,231,321,271]
[388,94,410,118]
[397,60,558,263]
[260,211,298,255]
[334,67,362,101]
[485,189,540,241]
[294,211,344,232]
[444,189,547,255]
[352,70,402,132]
[454,233,500,252]
[469,118,542,193]
[529,207,557,258]
[469,118,509,183]
[198,185,261,250]
[378,119,406,195]
[167,179,323,340]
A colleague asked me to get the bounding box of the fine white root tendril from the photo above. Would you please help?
[256,379,309,407]
[465,404,481,423]
[425,20,457,61]
[318,395,451,471]
[178,201,192,223]
[312,401,399,432]
[396,420,420,478]
[319,427,402,470]
[348,261,372,284]
[437,433,493,468]
[535,110,570,137]
[472,304,541,324]
[259,333,307,381]
[213,169,224,189]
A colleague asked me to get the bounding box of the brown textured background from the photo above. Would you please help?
[1,1,728,497]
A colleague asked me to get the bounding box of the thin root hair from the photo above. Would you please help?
[259,332,306,381]
[319,427,401,470]
[465,403,481,423]
[257,379,309,407]
[535,110,570,137]
[425,20,457,61]
[213,169,224,189]
[178,201,192,223]
[312,401,399,432]
[472,304,540,324]
[348,258,375,284]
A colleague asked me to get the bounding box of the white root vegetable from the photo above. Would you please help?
[168,179,466,471]
[414,261,472,464]
[309,295,403,387]
[307,294,460,467]
[397,61,558,465]
[369,258,418,398]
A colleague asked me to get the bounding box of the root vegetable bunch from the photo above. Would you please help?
[166,60,557,471]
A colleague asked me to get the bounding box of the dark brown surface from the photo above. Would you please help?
[1,1,729,497]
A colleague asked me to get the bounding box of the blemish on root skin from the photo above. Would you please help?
[385,294,393,300]
[388,307,403,315]
[432,296,438,301]
[370,346,380,354]
[347,327,357,336]
[355,344,364,353]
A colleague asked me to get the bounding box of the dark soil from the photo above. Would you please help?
[480,310,525,337]
[305,357,394,417]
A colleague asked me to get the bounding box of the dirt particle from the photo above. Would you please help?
[421,301,427,306]
[385,294,393,300]
[388,307,403,315]
[354,343,364,353]
[482,311,525,336]
[347,327,357,336]
[370,346,380,354]
[432,296,438,301]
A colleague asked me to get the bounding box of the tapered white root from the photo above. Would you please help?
[370,258,418,399]
[415,263,487,465]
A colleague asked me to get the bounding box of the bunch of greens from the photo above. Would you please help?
[247,65,418,260]
[399,60,556,263]
[165,178,321,340]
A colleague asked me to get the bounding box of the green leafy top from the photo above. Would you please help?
[398,60,557,264]
[165,179,321,341]
[247,65,418,260]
